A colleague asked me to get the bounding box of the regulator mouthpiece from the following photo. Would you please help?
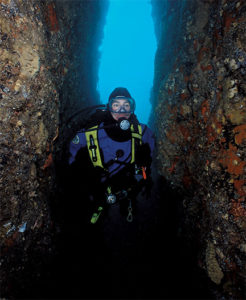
[118,118,130,131]
[106,194,117,205]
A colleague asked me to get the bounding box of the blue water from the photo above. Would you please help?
[97,0,157,124]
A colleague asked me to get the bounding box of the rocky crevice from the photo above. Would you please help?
[151,0,246,298]
[0,0,108,296]
[1,0,246,298]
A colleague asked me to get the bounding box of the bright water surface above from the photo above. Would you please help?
[97,0,157,124]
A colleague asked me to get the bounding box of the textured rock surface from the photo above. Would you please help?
[0,0,107,296]
[151,0,246,298]
[2,0,246,298]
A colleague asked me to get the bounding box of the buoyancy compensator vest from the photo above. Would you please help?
[85,122,142,171]
[83,111,143,171]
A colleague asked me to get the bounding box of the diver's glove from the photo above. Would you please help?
[141,177,153,198]
[135,143,152,169]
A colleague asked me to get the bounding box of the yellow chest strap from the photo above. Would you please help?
[130,124,142,163]
[85,124,142,169]
[85,125,106,170]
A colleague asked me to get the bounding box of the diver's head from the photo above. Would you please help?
[108,87,136,121]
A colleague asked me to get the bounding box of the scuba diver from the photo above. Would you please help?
[68,87,155,225]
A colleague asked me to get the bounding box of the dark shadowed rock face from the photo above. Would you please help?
[0,0,108,296]
[152,0,246,298]
[1,0,246,298]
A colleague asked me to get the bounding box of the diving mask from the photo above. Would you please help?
[108,96,136,114]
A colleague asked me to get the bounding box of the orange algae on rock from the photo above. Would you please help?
[180,93,189,100]
[168,105,178,120]
[223,12,236,33]
[168,89,173,95]
[206,125,217,143]
[216,90,222,102]
[47,3,59,32]
[168,159,178,174]
[182,174,192,188]
[206,117,223,143]
[201,99,209,123]
[219,143,246,176]
[184,74,192,82]
[200,64,213,72]
[43,153,53,170]
[193,39,198,51]
[166,129,177,144]
[230,200,246,219]
[233,124,246,145]
[213,28,222,42]
[234,180,246,197]
[179,124,190,141]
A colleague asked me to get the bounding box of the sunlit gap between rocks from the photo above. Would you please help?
[97,0,157,125]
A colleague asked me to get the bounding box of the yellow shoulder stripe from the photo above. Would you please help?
[85,125,105,169]
[130,124,142,164]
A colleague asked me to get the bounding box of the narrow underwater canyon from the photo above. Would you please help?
[0,0,246,299]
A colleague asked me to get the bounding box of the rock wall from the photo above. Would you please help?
[151,0,246,298]
[0,0,108,296]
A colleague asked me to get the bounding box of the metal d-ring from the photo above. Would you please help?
[127,200,133,222]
